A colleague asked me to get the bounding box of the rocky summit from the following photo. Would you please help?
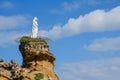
[0,36,59,80]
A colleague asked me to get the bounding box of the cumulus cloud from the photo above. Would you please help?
[62,2,80,12]
[0,15,30,46]
[0,1,14,9]
[84,37,120,51]
[0,32,23,46]
[0,31,30,46]
[50,1,80,14]
[1,6,120,46]
[57,57,120,80]
[41,6,120,40]
[50,0,118,14]
[0,15,29,30]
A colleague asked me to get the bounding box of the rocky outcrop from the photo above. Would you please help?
[0,59,12,80]
[0,37,59,80]
[19,42,55,68]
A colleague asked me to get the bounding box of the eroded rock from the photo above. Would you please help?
[0,38,59,80]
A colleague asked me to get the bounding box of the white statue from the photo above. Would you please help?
[31,17,38,38]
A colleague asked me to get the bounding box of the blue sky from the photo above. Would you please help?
[0,0,120,80]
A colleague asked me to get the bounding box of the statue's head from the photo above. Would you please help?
[34,17,38,21]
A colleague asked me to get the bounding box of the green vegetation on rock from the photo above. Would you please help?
[35,73,44,80]
[20,36,48,45]
[20,36,39,43]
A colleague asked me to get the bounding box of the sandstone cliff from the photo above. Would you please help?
[0,36,59,80]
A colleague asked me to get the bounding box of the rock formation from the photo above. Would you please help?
[0,36,59,80]
[0,59,12,80]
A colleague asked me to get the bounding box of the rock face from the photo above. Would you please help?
[0,37,59,80]
[0,59,12,80]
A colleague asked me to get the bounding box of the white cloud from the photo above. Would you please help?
[0,15,30,46]
[41,6,120,40]
[84,37,120,51]
[0,32,22,46]
[0,15,29,30]
[1,6,120,46]
[0,31,30,46]
[50,0,117,14]
[62,2,80,11]
[50,1,80,14]
[57,57,120,80]
[0,1,14,9]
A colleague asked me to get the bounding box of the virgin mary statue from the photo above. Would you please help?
[31,17,38,38]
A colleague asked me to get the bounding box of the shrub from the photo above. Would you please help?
[35,73,44,80]
[20,36,48,44]
[20,36,39,43]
